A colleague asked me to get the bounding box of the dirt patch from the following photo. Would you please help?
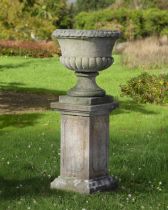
[0,91,59,114]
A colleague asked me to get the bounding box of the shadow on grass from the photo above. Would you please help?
[0,82,157,115]
[0,82,66,114]
[0,61,32,72]
[111,100,158,115]
[0,113,44,129]
[0,82,66,95]
[0,176,67,200]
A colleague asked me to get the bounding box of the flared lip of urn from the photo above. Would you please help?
[52,29,121,39]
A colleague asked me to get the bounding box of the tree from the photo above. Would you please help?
[76,0,168,12]
[76,0,115,12]
[0,0,73,40]
[113,0,168,9]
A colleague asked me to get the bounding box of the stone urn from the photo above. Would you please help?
[52,29,120,98]
[51,29,120,194]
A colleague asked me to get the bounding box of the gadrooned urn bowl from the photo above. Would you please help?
[52,29,120,73]
[52,29,120,97]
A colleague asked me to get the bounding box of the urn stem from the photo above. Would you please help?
[67,72,105,97]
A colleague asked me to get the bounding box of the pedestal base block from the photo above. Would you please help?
[51,176,118,194]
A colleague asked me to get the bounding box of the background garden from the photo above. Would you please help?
[0,0,168,210]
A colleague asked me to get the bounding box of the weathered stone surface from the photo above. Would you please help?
[59,95,114,105]
[51,101,118,116]
[67,72,105,97]
[51,176,117,194]
[61,113,108,178]
[52,29,120,97]
[60,56,114,72]
[50,102,118,194]
[52,29,120,38]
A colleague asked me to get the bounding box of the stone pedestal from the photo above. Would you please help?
[51,29,120,194]
[50,98,118,194]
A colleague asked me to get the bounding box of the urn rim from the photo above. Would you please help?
[52,29,120,39]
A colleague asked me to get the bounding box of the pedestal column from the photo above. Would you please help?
[50,98,118,193]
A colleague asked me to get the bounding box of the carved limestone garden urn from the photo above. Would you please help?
[51,29,120,194]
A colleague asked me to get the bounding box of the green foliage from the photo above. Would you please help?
[116,0,167,9]
[121,73,168,104]
[75,8,168,40]
[0,0,72,40]
[75,0,168,12]
[142,9,168,37]
[76,0,114,12]
[161,28,168,36]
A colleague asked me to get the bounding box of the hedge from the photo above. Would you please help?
[75,8,168,40]
[0,40,60,58]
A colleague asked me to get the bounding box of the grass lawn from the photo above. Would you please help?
[0,55,168,210]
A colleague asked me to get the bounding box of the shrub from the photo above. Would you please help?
[121,37,168,69]
[120,73,168,104]
[161,28,168,36]
[0,40,60,57]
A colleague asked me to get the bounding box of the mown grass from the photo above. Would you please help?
[0,55,168,210]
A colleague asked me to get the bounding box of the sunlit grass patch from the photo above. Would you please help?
[0,56,168,209]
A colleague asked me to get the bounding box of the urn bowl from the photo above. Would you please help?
[52,29,120,73]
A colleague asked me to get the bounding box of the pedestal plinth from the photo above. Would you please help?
[50,97,118,194]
